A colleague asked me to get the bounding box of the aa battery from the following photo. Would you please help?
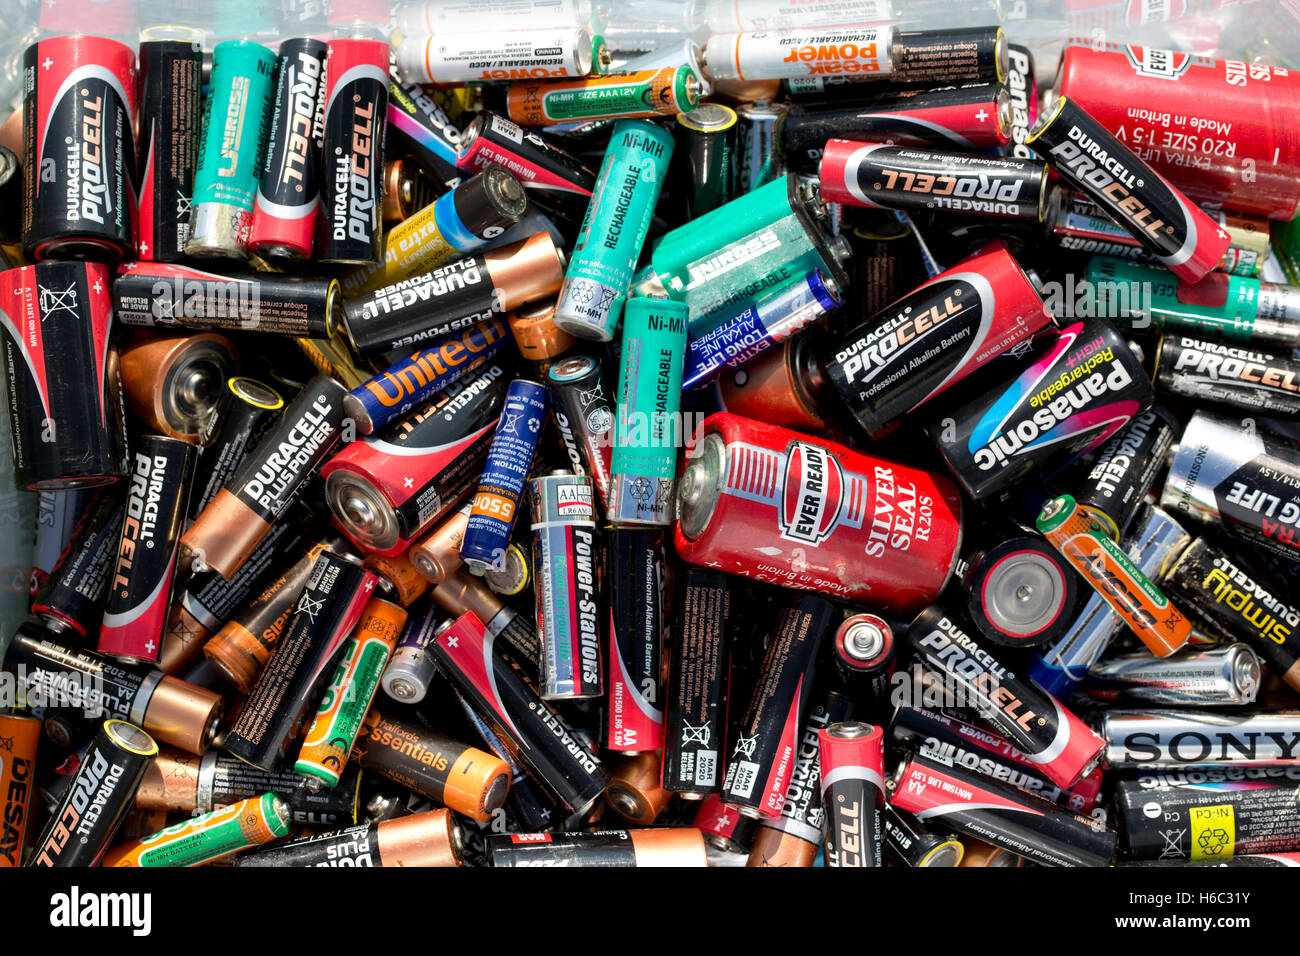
[461,379,548,574]
[489,828,706,866]
[459,111,597,206]
[702,26,891,82]
[410,503,472,585]
[431,611,608,814]
[114,262,340,338]
[553,120,674,342]
[1116,768,1300,861]
[30,489,87,598]
[610,297,687,525]
[547,355,615,514]
[697,795,757,856]
[1163,538,1300,694]
[397,28,602,85]
[963,534,1077,649]
[1085,644,1261,707]
[235,809,462,867]
[379,606,440,702]
[1071,405,1179,541]
[386,81,462,190]
[182,374,347,579]
[683,270,840,390]
[98,435,197,665]
[341,166,529,295]
[506,67,701,127]
[885,805,964,868]
[891,753,1116,867]
[433,569,541,666]
[825,241,1054,439]
[832,613,895,707]
[118,332,236,445]
[294,598,406,788]
[324,363,509,554]
[352,709,510,822]
[395,0,591,35]
[22,35,137,262]
[136,39,203,262]
[344,316,512,435]
[606,527,666,753]
[0,713,40,867]
[32,491,124,638]
[605,750,671,825]
[1026,95,1229,284]
[342,232,565,358]
[223,553,380,771]
[927,319,1154,501]
[723,594,832,818]
[1102,711,1300,768]
[530,473,602,700]
[736,101,787,194]
[663,569,730,797]
[675,104,737,218]
[103,791,290,866]
[248,38,328,260]
[902,608,1105,790]
[187,40,277,258]
[819,722,884,867]
[29,720,157,867]
[1160,411,1300,566]
[1,261,127,489]
[1154,333,1300,418]
[316,38,389,265]
[190,378,285,520]
[508,298,577,365]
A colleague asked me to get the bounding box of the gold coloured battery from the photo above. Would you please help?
[364,550,433,606]
[605,750,671,825]
[746,824,819,867]
[410,502,471,583]
[383,158,438,224]
[119,332,239,444]
[507,299,578,365]
[628,828,708,865]
[373,809,463,866]
[297,336,373,391]
[0,713,41,867]
[960,837,1024,867]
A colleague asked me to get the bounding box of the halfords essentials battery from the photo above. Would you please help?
[675,413,962,616]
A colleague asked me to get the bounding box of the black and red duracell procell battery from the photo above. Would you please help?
[316,38,389,265]
[821,241,1054,440]
[431,610,609,814]
[136,39,202,262]
[723,594,833,819]
[0,261,128,490]
[98,434,196,665]
[890,752,1117,867]
[457,111,597,205]
[820,722,886,868]
[32,489,124,638]
[694,794,756,854]
[322,362,509,555]
[248,38,328,260]
[901,607,1106,791]
[1026,95,1230,285]
[662,568,730,797]
[21,34,137,262]
[606,527,667,754]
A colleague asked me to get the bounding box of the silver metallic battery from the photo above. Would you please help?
[1102,710,1300,768]
[737,101,788,194]
[381,607,444,704]
[1085,643,1261,707]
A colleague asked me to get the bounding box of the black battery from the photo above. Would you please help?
[1154,333,1300,417]
[674,103,737,219]
[844,215,924,322]
[884,805,963,867]
[605,527,667,753]
[663,569,731,797]
[223,552,379,771]
[819,722,884,867]
[0,145,21,244]
[962,534,1078,648]
[29,719,158,867]
[388,79,463,190]
[1069,405,1178,541]
[547,355,615,515]
[890,27,1007,88]
[31,490,125,639]
[136,40,203,262]
[458,110,597,205]
[830,612,896,721]
[1,261,128,489]
[190,378,286,521]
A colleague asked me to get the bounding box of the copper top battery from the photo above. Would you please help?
[717,331,832,433]
[605,751,672,825]
[235,808,463,867]
[488,827,706,866]
[410,501,472,584]
[508,298,578,363]
[119,332,238,444]
[383,159,438,224]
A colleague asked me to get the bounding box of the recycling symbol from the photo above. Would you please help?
[1197,828,1231,855]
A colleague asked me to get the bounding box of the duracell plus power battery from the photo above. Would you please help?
[190,377,286,519]
[662,569,730,798]
[410,503,471,586]
[119,332,237,444]
[137,37,203,262]
[29,720,158,868]
[488,828,707,867]
[0,261,128,489]
[182,374,347,579]
[351,709,510,822]
[234,808,463,867]
[901,607,1105,790]
[22,34,137,262]
[223,552,379,771]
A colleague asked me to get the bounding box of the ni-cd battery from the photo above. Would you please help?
[610,296,688,526]
[190,377,285,521]
[1154,333,1300,418]
[963,534,1078,649]
[461,378,548,574]
[723,594,833,818]
[103,792,290,867]
[505,67,701,127]
[553,119,674,342]
[819,722,885,868]
[29,719,158,867]
[531,472,603,700]
[547,354,615,515]
[605,527,667,753]
[118,332,237,445]
[1070,405,1178,542]
[22,34,137,262]
[1163,537,1300,695]
[224,552,380,771]
[458,110,598,205]
[137,37,203,262]
[0,261,128,489]
[187,40,277,258]
[316,38,389,265]
[98,435,197,665]
[662,568,730,797]
[1161,411,1300,567]
[488,828,706,867]
[247,37,328,260]
[1084,643,1261,707]
[674,103,737,218]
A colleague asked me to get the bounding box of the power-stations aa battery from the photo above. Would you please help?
[137,39,203,262]
[606,527,667,754]
[663,569,730,797]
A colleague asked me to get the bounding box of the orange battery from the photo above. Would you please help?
[410,503,471,583]
[363,549,432,607]
[0,713,41,867]
[506,67,700,127]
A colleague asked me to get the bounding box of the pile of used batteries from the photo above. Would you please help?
[4,0,1300,870]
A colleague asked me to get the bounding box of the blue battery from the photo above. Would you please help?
[682,269,840,390]
[461,379,549,574]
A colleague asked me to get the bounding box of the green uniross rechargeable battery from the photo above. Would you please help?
[1273,217,1300,285]
[634,174,851,337]
[610,297,688,525]
[187,41,277,258]
[1089,256,1300,350]
[553,120,675,342]
[506,66,701,127]
[102,792,291,866]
